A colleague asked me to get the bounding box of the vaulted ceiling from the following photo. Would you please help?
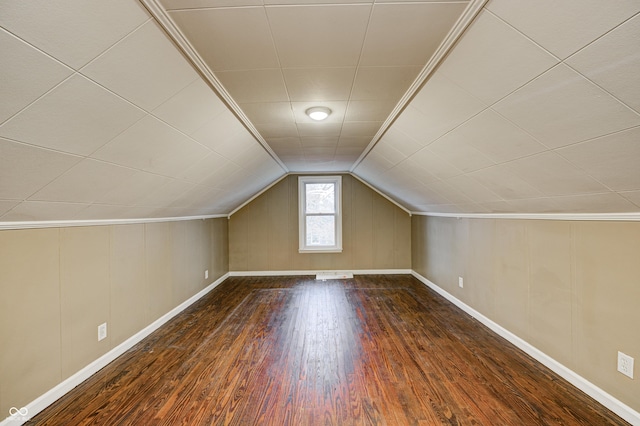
[1,0,639,222]
[159,0,468,172]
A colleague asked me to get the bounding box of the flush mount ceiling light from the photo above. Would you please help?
[305,106,331,121]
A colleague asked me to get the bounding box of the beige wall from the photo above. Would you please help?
[229,175,411,271]
[412,215,640,411]
[0,218,228,415]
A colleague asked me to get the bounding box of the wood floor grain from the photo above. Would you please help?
[28,275,628,425]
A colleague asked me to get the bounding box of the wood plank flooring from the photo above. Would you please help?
[28,275,628,425]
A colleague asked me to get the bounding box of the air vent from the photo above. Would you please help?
[316,272,354,280]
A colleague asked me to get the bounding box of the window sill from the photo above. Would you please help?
[299,248,343,254]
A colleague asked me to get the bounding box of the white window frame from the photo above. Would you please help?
[298,176,342,253]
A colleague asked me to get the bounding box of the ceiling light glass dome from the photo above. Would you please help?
[305,106,331,121]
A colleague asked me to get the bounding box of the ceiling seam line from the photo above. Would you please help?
[0,25,77,72]
[341,1,377,160]
[484,14,637,127]
[0,71,78,129]
[138,0,290,174]
[261,3,303,159]
[560,63,640,119]
[481,7,640,118]
[482,8,563,63]
[349,0,489,173]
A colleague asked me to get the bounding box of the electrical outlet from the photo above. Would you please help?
[98,323,107,341]
[205,269,209,280]
[617,351,634,379]
[458,277,464,288]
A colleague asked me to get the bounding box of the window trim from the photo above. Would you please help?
[298,176,342,253]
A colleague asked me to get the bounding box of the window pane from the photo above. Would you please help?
[306,215,335,246]
[305,183,335,213]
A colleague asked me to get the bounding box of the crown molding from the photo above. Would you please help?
[349,173,412,216]
[412,211,640,222]
[0,214,227,231]
[227,173,289,218]
[227,172,413,218]
[350,0,489,172]
[138,0,289,174]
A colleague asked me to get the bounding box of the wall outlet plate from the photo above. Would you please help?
[98,323,107,341]
[205,269,209,280]
[458,277,464,288]
[617,351,634,379]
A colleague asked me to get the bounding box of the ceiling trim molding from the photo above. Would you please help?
[227,173,289,218]
[138,0,289,174]
[350,0,489,173]
[412,211,640,222]
[0,214,228,231]
[349,174,412,216]
[227,172,413,218]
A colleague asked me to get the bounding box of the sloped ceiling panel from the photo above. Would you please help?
[2,0,640,222]
[163,0,469,172]
[354,2,640,214]
[0,0,285,222]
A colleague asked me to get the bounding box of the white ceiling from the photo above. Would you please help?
[162,0,468,172]
[355,0,640,213]
[0,0,284,221]
[1,0,639,222]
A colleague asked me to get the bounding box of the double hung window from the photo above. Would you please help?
[298,176,342,253]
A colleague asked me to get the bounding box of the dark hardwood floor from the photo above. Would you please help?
[29,275,628,425]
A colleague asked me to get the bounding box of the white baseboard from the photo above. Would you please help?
[0,273,230,426]
[229,269,412,277]
[410,271,640,426]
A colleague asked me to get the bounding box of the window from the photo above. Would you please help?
[299,176,342,253]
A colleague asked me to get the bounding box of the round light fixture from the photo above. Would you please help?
[306,106,331,121]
